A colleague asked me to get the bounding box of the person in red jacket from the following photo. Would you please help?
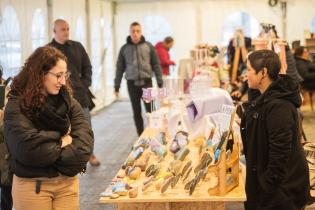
[155,37,175,76]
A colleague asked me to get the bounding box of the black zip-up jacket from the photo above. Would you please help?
[295,56,315,90]
[4,93,94,178]
[241,75,310,210]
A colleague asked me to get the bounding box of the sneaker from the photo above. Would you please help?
[89,154,100,166]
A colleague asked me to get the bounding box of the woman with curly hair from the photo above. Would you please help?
[3,46,93,210]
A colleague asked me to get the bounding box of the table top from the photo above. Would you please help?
[100,128,246,204]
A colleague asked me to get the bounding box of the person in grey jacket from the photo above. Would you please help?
[114,22,163,135]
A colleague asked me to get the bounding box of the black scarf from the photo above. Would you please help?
[37,88,71,136]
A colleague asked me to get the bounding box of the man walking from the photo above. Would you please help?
[114,22,163,136]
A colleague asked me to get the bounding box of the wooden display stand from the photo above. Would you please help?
[208,141,240,196]
[99,129,245,210]
[305,38,315,54]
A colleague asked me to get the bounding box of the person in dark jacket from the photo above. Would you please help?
[114,22,163,136]
[3,46,93,210]
[155,36,175,76]
[241,49,310,210]
[49,19,100,166]
[294,46,315,90]
[0,64,12,210]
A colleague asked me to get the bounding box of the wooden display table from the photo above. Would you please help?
[99,128,246,210]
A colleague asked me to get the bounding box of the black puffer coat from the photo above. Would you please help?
[241,75,310,210]
[4,89,94,178]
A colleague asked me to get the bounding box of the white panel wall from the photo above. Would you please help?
[51,0,86,41]
[115,0,315,64]
[115,1,197,65]
[200,0,282,45]
[0,0,48,61]
[287,0,315,45]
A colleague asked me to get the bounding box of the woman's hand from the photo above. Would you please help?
[61,134,72,148]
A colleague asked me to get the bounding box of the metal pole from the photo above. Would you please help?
[281,1,287,39]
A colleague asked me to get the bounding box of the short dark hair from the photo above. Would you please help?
[130,22,141,28]
[291,40,300,50]
[247,49,281,81]
[164,36,174,44]
[294,46,305,58]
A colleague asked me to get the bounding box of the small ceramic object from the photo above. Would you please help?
[110,193,120,199]
[116,189,128,196]
[130,147,145,160]
[132,138,149,150]
[175,148,190,161]
[184,179,194,190]
[189,179,198,195]
[150,138,167,159]
[169,139,180,153]
[156,132,167,145]
[182,166,192,181]
[145,164,160,177]
[155,178,164,190]
[128,187,138,198]
[171,174,181,188]
[122,157,135,169]
[126,166,141,180]
[156,171,173,180]
[167,160,182,176]
[194,152,212,173]
[181,160,192,176]
[117,170,126,178]
[160,176,175,194]
[134,151,150,171]
[100,189,112,197]
[142,176,154,192]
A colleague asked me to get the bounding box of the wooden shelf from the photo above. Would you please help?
[306,38,315,53]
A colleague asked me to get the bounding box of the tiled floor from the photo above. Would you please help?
[79,100,315,210]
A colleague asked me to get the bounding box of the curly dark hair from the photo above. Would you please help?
[11,46,72,119]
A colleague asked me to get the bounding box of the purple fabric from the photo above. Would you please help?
[186,88,233,122]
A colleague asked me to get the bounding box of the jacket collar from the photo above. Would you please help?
[51,38,72,46]
[126,36,146,45]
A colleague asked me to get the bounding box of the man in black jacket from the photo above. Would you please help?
[49,19,100,166]
[114,22,163,136]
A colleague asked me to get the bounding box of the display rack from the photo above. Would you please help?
[99,128,245,210]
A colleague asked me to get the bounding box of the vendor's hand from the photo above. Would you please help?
[231,90,242,98]
[61,134,72,148]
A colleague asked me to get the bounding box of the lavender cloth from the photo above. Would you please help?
[186,88,233,122]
